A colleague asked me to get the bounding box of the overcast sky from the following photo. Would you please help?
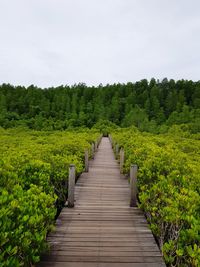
[0,0,200,87]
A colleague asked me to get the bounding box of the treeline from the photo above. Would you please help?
[0,78,200,132]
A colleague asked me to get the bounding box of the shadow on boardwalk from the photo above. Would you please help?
[38,137,166,267]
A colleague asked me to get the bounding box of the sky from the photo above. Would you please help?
[0,0,200,87]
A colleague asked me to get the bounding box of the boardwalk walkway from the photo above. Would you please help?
[38,137,165,267]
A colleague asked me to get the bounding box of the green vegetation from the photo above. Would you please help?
[0,79,199,266]
[112,127,200,266]
[0,78,200,133]
[0,128,100,266]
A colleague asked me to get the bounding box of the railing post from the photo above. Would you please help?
[115,144,119,158]
[130,164,138,207]
[97,137,100,147]
[98,134,103,146]
[91,143,95,159]
[120,148,124,174]
[94,141,98,151]
[85,149,89,172]
[68,164,75,208]
[108,134,113,146]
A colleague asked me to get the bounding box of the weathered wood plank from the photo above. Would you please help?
[48,246,160,252]
[41,255,164,263]
[48,251,162,257]
[46,241,158,247]
[38,262,165,267]
[47,237,156,242]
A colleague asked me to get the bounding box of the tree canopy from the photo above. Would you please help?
[0,79,199,132]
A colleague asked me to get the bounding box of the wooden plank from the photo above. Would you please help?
[48,232,157,240]
[48,251,162,257]
[47,237,156,242]
[46,241,157,247]
[50,228,152,234]
[48,246,160,252]
[38,263,165,267]
[41,255,164,263]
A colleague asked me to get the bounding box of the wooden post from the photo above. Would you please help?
[91,143,95,159]
[97,135,102,147]
[99,134,103,146]
[94,141,98,151]
[130,164,138,207]
[85,149,89,172]
[68,164,75,208]
[108,134,113,146]
[115,144,119,158]
[120,148,124,174]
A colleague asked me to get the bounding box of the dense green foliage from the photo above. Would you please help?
[0,128,100,266]
[1,78,200,266]
[0,79,200,132]
[112,127,200,266]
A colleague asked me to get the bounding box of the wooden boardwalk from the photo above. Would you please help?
[38,137,165,267]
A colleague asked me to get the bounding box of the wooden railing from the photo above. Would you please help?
[67,134,103,208]
[108,134,138,207]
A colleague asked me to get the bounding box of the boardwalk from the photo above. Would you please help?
[38,137,165,267]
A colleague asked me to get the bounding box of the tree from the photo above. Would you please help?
[122,105,148,128]
[0,92,7,112]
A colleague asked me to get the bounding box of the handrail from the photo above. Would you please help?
[108,135,138,207]
[67,134,103,208]
[68,164,75,208]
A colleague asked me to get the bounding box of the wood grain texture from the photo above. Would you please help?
[38,137,165,267]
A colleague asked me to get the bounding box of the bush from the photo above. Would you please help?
[112,128,200,266]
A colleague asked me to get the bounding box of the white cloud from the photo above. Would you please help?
[0,0,199,87]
